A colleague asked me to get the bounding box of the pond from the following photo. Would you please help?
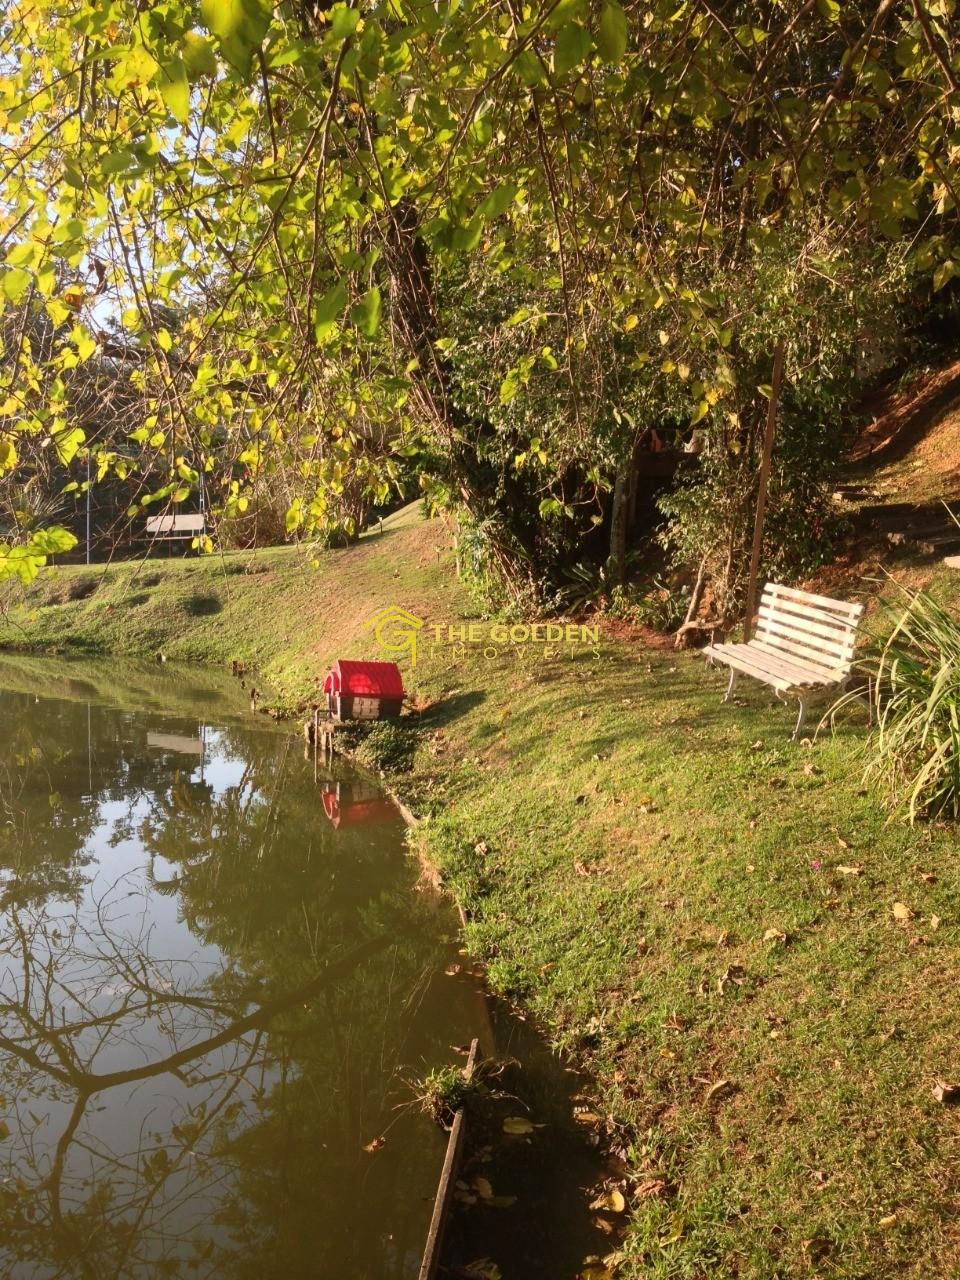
[0,656,608,1280]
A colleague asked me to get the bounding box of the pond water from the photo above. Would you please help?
[0,656,607,1280]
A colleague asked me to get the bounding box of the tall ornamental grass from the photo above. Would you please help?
[865,590,960,822]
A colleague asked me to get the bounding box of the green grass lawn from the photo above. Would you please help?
[405,645,960,1279]
[3,507,959,1278]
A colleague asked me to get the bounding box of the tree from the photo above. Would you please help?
[0,0,957,593]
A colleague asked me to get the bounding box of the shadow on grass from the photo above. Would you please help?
[183,593,223,617]
[418,690,487,727]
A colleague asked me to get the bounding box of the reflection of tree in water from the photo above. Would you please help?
[0,693,100,909]
[0,681,469,1280]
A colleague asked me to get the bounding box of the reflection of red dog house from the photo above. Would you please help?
[323,660,404,721]
[321,782,398,828]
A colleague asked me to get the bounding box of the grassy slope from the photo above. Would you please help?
[3,504,960,1279]
[0,504,463,709]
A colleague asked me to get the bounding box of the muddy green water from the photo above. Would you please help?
[0,657,608,1280]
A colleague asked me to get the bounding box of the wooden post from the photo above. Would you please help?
[743,340,786,642]
[418,1039,480,1280]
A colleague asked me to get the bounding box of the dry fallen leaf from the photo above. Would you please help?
[919,871,937,884]
[878,1214,898,1229]
[579,1264,613,1280]
[718,965,746,995]
[837,864,862,876]
[502,1116,535,1135]
[636,1178,668,1199]
[473,1177,493,1200]
[762,927,788,944]
[749,740,763,751]
[704,1079,735,1103]
[930,914,941,931]
[362,1135,386,1153]
[892,902,916,923]
[574,1110,603,1125]
[932,1080,960,1104]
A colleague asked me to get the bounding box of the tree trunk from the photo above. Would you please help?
[606,456,634,582]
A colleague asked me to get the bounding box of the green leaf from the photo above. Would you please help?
[1,268,31,303]
[182,31,219,80]
[596,3,627,62]
[54,427,85,465]
[350,286,381,338]
[815,0,840,21]
[690,399,709,426]
[30,527,78,555]
[329,4,360,39]
[554,23,591,76]
[200,0,272,78]
[932,260,956,291]
[545,0,587,32]
[479,184,519,220]
[156,56,190,122]
[313,281,349,342]
[285,497,304,532]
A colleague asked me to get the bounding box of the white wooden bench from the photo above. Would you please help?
[145,513,206,541]
[704,582,864,739]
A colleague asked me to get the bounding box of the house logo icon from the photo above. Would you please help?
[362,606,425,667]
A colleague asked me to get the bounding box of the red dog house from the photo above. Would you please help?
[323,659,404,721]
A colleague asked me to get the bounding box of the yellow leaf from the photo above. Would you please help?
[473,1177,493,1200]
[590,1189,626,1213]
[464,1261,501,1280]
[892,902,915,923]
[503,1116,534,1134]
[623,314,639,332]
[878,1214,897,1229]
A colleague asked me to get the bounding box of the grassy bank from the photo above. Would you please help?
[3,507,959,1279]
[0,504,463,710]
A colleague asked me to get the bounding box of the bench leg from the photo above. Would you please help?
[791,692,812,741]
[723,669,738,703]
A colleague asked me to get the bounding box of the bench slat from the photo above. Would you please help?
[706,646,798,692]
[762,601,860,650]
[712,641,835,687]
[755,614,856,664]
[764,582,863,619]
[146,513,206,536]
[762,599,860,640]
[751,629,851,677]
[707,643,828,690]
[748,639,847,683]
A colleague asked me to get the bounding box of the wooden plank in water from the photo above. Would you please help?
[418,1038,480,1280]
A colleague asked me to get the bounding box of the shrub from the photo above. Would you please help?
[862,589,960,821]
[351,719,421,774]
